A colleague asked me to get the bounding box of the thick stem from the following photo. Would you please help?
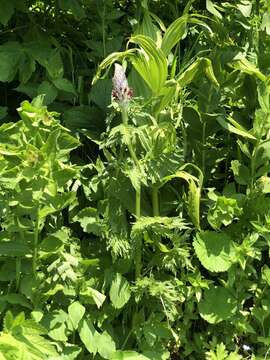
[33,209,40,277]
[152,186,159,216]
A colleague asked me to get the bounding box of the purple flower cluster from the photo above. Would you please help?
[112,63,133,105]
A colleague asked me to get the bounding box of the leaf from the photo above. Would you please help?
[231,160,250,185]
[161,169,202,229]
[80,287,106,309]
[109,273,131,309]
[237,1,252,17]
[177,57,219,88]
[0,106,8,120]
[206,0,223,19]
[262,265,270,285]
[90,79,112,109]
[0,42,22,82]
[199,286,237,324]
[73,207,104,236]
[161,15,188,56]
[0,240,30,257]
[0,1,15,25]
[231,57,266,81]
[68,302,85,330]
[217,116,256,140]
[78,319,98,355]
[0,294,32,309]
[53,78,77,95]
[128,35,168,95]
[111,352,151,360]
[193,231,236,272]
[37,81,58,105]
[262,12,270,35]
[59,0,86,19]
[96,332,116,359]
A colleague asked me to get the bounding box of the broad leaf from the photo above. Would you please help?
[68,301,85,330]
[193,231,236,272]
[199,286,237,324]
[109,273,131,309]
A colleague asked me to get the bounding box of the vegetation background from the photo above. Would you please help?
[0,0,270,359]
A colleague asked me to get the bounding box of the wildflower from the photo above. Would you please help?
[112,63,133,106]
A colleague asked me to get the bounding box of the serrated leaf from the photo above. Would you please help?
[109,273,131,309]
[199,286,237,324]
[193,231,236,272]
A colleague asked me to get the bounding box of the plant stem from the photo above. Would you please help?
[15,258,21,291]
[33,209,40,278]
[152,185,159,216]
[121,105,142,278]
[202,121,206,175]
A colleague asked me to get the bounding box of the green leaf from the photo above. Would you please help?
[161,169,202,229]
[199,286,237,324]
[262,265,270,285]
[0,106,8,120]
[206,0,223,19]
[231,160,250,185]
[0,1,15,25]
[0,42,22,82]
[68,301,85,330]
[128,35,168,95]
[217,116,256,140]
[0,294,32,309]
[237,1,252,17]
[53,78,77,95]
[45,50,64,79]
[193,231,236,272]
[73,207,104,236]
[0,240,30,257]
[97,332,116,359]
[231,57,266,81]
[37,81,58,105]
[161,15,188,56]
[177,57,219,88]
[109,273,131,309]
[262,12,270,35]
[111,351,151,360]
[78,319,98,355]
[80,286,106,309]
[59,0,86,19]
[207,196,243,229]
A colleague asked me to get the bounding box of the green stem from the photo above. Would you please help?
[152,186,159,216]
[15,258,21,291]
[202,121,206,175]
[33,209,40,277]
[121,105,142,278]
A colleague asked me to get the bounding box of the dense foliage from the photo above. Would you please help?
[1,0,270,359]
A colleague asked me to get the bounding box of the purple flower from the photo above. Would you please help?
[112,63,133,105]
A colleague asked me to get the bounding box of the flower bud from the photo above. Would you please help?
[112,63,133,105]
